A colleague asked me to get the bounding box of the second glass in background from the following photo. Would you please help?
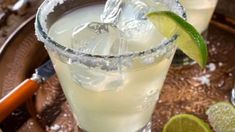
[173,0,218,66]
[180,0,218,34]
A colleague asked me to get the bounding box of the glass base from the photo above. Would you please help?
[77,122,152,132]
[138,122,152,132]
[231,88,235,106]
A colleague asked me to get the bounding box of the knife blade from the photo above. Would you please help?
[34,60,55,82]
[0,60,55,122]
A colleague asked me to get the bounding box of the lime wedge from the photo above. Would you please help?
[147,11,208,68]
[206,102,235,132]
[163,114,212,132]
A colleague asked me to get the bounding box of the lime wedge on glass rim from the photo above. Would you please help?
[147,11,208,68]
[163,114,212,132]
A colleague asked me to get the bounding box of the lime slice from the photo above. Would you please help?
[163,114,212,132]
[147,11,208,68]
[206,102,235,132]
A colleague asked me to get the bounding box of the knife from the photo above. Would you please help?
[0,60,55,122]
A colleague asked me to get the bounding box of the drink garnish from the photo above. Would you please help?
[147,11,208,68]
[163,114,212,132]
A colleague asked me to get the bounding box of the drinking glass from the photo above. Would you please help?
[179,0,218,34]
[173,0,218,66]
[35,0,185,131]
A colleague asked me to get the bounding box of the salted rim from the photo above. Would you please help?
[35,0,186,59]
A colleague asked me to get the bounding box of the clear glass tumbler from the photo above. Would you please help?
[179,0,218,34]
[173,0,218,66]
[35,0,185,131]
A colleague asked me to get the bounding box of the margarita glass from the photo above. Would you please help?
[35,0,185,131]
[173,0,217,66]
[179,0,218,34]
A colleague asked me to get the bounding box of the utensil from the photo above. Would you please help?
[0,60,55,122]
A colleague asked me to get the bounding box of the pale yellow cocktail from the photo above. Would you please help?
[35,0,186,131]
[180,0,218,33]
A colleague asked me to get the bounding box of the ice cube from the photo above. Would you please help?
[101,0,123,25]
[101,0,166,50]
[101,0,161,25]
[70,64,105,91]
[101,0,154,32]
[70,63,125,92]
[71,22,127,55]
[101,0,185,26]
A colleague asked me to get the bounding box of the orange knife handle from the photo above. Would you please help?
[0,79,40,122]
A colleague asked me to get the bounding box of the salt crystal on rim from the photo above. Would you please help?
[38,0,66,33]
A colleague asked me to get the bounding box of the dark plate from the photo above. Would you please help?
[0,15,235,132]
